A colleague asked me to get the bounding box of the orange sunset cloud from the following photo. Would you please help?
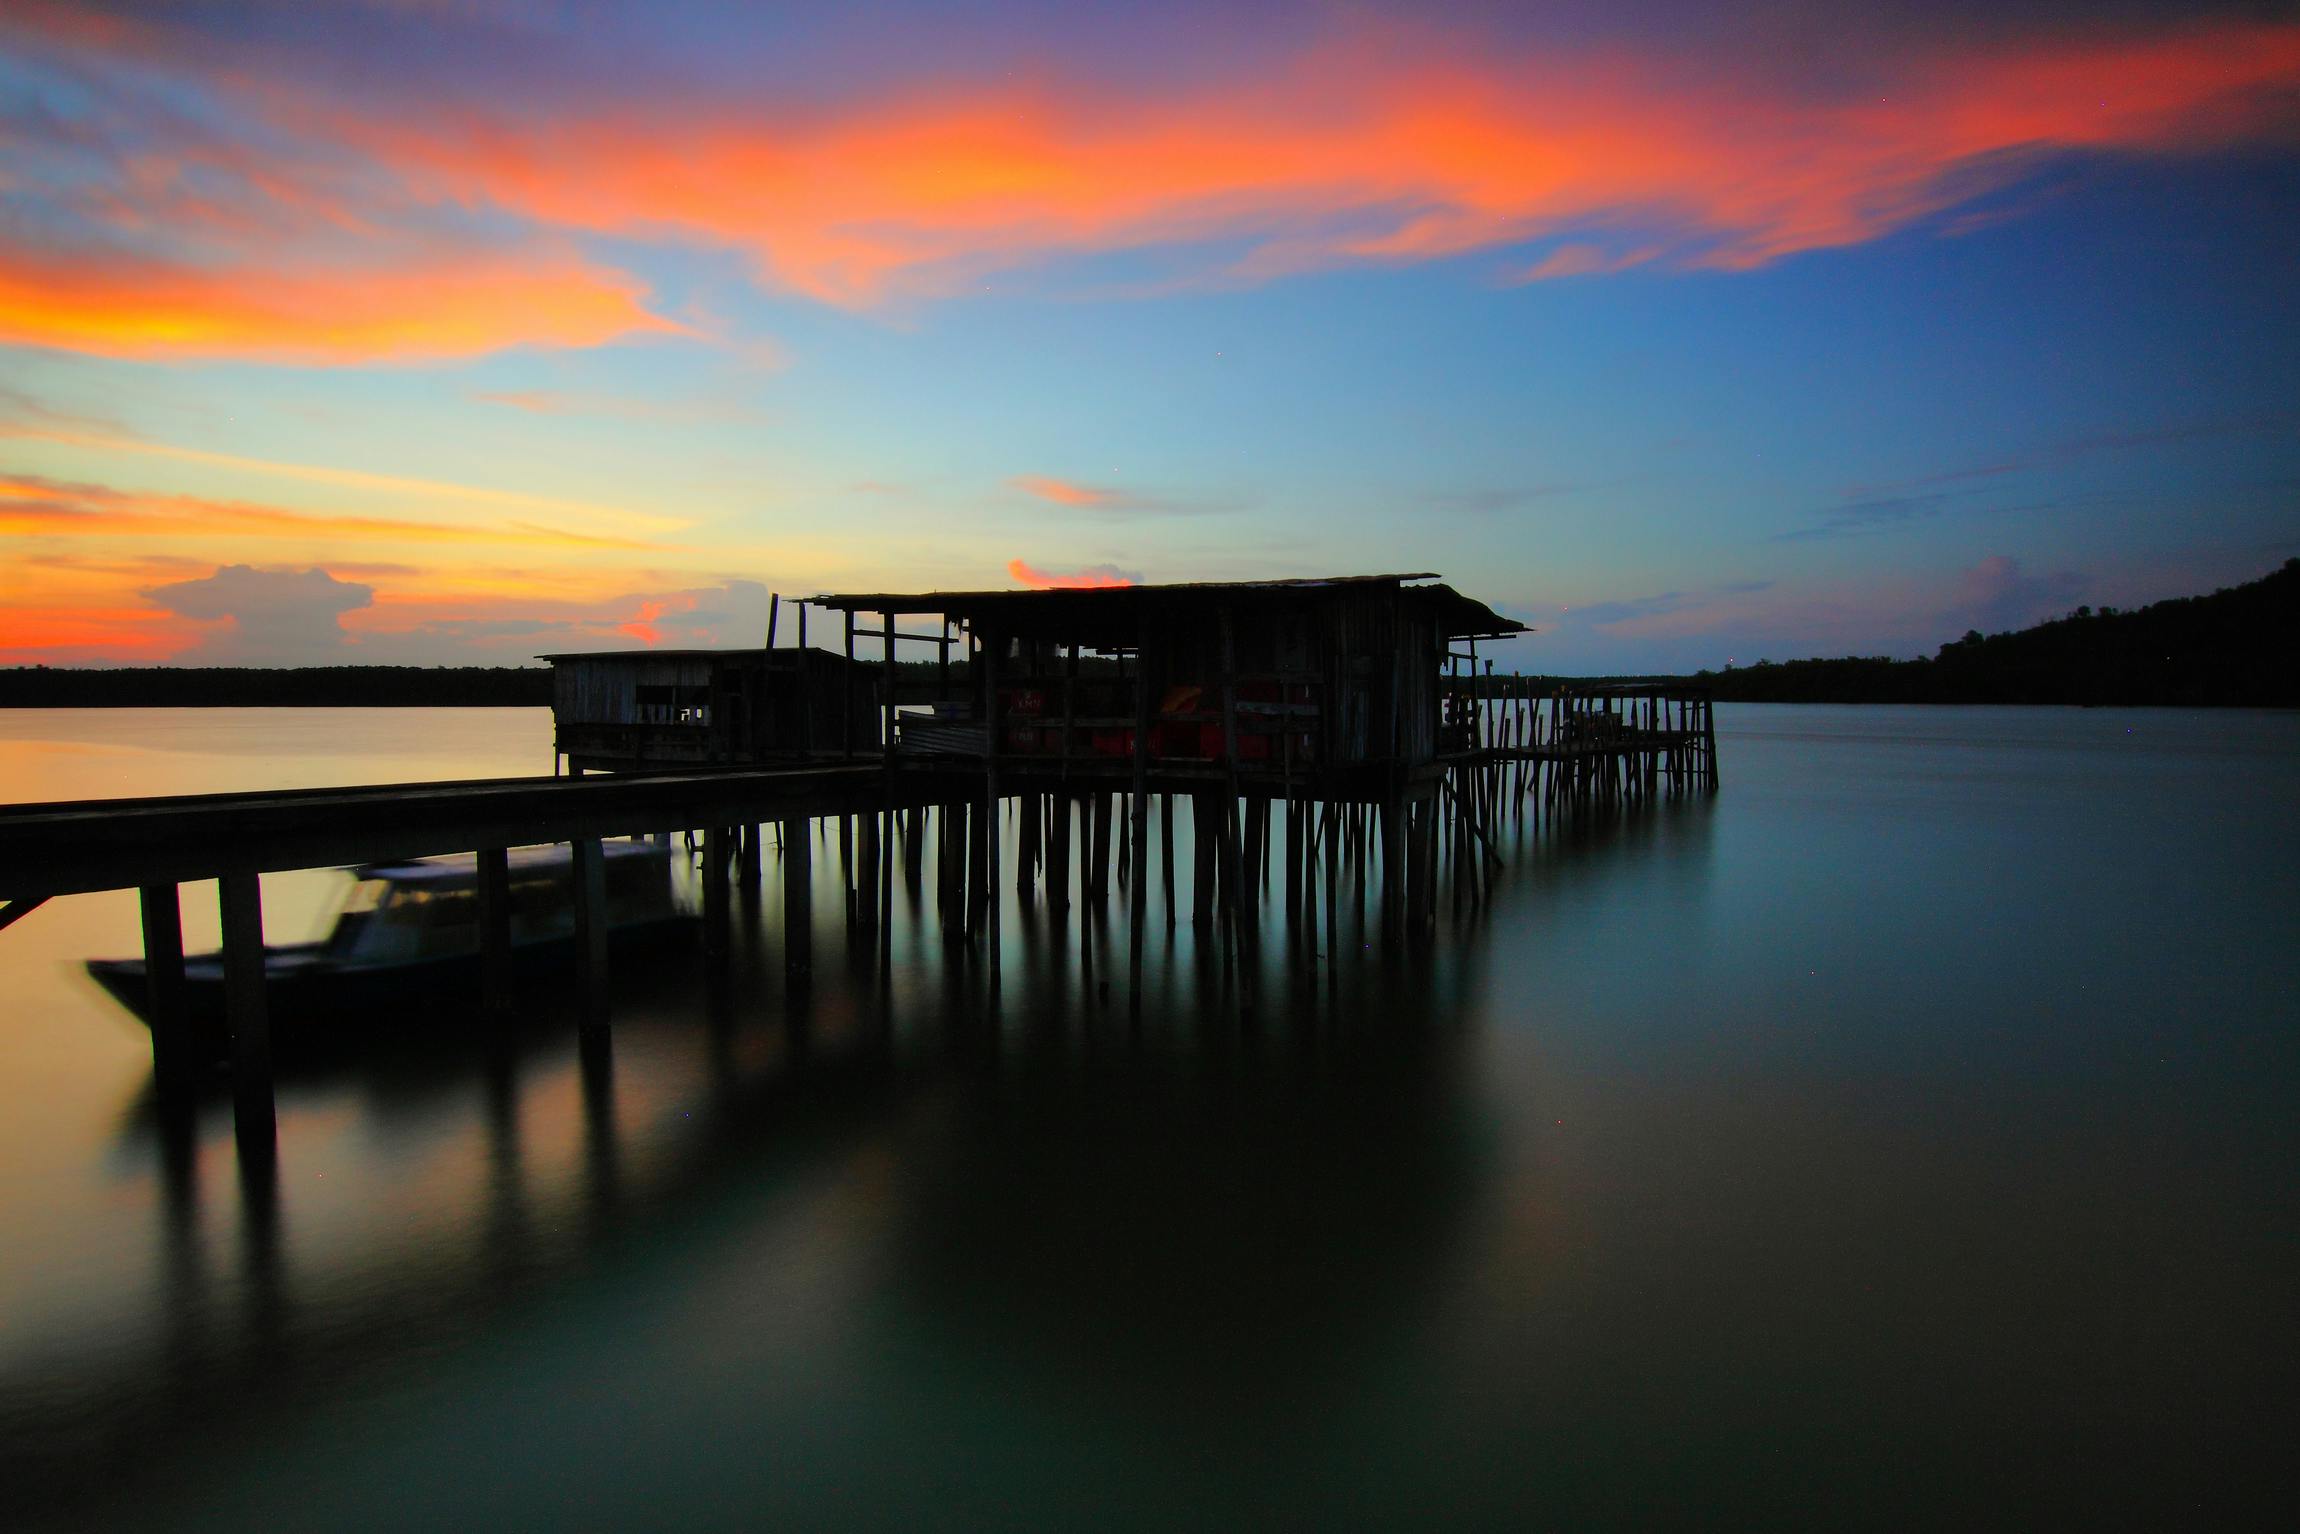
[0,473,660,550]
[1011,476,1120,508]
[0,17,2286,362]
[0,246,680,363]
[316,21,2300,308]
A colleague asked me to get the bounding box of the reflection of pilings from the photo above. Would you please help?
[481,1035,532,1278]
[572,837,610,1029]
[155,1098,208,1388]
[476,847,514,1015]
[579,1028,620,1226]
[236,1127,284,1360]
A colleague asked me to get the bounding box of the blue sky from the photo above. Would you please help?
[2,1,2294,670]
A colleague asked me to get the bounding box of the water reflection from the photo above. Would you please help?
[11,793,1658,1532]
[10,706,2297,1527]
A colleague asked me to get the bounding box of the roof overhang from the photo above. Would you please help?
[810,574,1527,645]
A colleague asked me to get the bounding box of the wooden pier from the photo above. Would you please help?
[0,574,1717,1156]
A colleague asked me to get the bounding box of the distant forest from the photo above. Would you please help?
[1695,558,2298,706]
[0,666,552,707]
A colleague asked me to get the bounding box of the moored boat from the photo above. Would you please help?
[87,841,694,1048]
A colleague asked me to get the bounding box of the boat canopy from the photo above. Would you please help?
[353,840,667,885]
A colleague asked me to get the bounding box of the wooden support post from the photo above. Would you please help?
[702,827,730,960]
[964,801,987,939]
[476,846,514,1014]
[857,811,880,934]
[1322,801,1340,994]
[1703,697,1720,788]
[938,802,959,940]
[880,610,899,969]
[783,818,812,981]
[879,802,896,975]
[1191,790,1218,928]
[1285,800,1303,936]
[984,631,1002,980]
[1018,791,1041,900]
[839,814,857,941]
[139,884,194,1100]
[1217,609,1256,972]
[1406,798,1426,938]
[1048,790,1073,911]
[1089,792,1112,905]
[218,871,274,1149]
[570,838,610,1026]
[1128,625,1152,1017]
[738,822,762,891]
[1161,792,1177,929]
[1381,791,1406,948]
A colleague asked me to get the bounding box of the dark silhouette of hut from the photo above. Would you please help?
[540,647,878,773]
[812,573,1525,794]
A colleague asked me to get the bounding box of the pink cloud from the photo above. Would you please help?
[1007,559,1137,589]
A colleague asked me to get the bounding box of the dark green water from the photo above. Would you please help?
[1,705,2293,1528]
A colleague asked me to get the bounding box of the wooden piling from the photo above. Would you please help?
[1191,790,1217,928]
[737,822,762,891]
[782,818,812,981]
[857,812,881,932]
[139,884,193,1099]
[1380,792,1406,947]
[571,837,611,1024]
[1129,633,1152,1017]
[1088,792,1112,906]
[1322,801,1340,994]
[1160,792,1177,928]
[218,870,273,1149]
[476,846,515,1012]
[982,631,1002,965]
[1049,791,1073,911]
[702,827,729,960]
[1018,791,1041,900]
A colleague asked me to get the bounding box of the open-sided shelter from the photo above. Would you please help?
[813,573,1524,795]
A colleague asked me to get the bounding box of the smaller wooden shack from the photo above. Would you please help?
[541,647,879,773]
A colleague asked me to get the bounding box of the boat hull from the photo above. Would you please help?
[87,916,697,1056]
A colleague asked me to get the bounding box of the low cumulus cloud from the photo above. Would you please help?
[141,565,374,664]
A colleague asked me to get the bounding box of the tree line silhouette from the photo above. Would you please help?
[0,666,552,707]
[1697,559,2297,706]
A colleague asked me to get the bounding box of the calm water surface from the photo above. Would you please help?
[1,705,2293,1528]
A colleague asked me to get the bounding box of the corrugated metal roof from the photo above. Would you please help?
[811,573,1526,640]
[811,572,1442,609]
[533,646,855,662]
[354,840,667,883]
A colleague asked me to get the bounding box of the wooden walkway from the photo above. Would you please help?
[0,687,1718,1159]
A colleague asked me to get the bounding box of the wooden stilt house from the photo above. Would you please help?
[812,573,1525,796]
